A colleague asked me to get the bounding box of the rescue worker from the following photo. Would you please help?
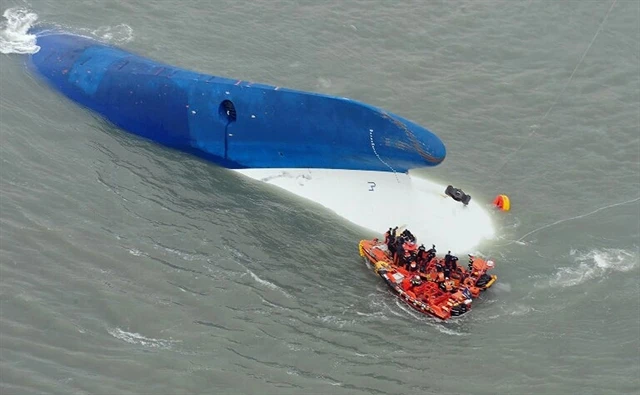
[416,245,429,272]
[443,251,453,279]
[445,278,456,293]
[394,240,405,267]
[401,229,416,243]
[434,258,443,273]
[453,263,466,279]
[439,277,455,292]
[450,255,459,271]
[384,228,392,245]
[444,251,452,265]
[426,244,437,262]
[386,227,398,255]
[406,249,417,269]
[463,276,475,289]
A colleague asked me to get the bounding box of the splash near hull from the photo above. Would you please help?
[27,30,445,172]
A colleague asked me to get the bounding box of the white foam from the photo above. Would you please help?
[491,282,512,293]
[247,269,278,291]
[0,7,133,53]
[319,314,356,328]
[508,304,534,316]
[155,245,198,261]
[90,24,133,45]
[547,248,638,288]
[235,168,496,254]
[107,327,177,349]
[354,310,390,321]
[0,7,40,54]
[128,248,144,256]
[242,266,293,298]
[39,21,135,45]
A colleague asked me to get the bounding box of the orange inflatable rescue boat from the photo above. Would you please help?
[358,230,497,320]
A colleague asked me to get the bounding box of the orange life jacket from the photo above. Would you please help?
[444,280,455,292]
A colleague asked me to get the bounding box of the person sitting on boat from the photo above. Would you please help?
[410,275,422,287]
[439,277,449,291]
[452,263,466,279]
[406,249,417,268]
[463,276,475,289]
[447,278,455,292]
[439,277,455,293]
[407,257,419,272]
[434,258,444,273]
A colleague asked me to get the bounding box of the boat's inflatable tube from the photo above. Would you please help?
[27,29,446,172]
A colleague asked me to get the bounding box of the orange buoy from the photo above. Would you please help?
[493,194,511,211]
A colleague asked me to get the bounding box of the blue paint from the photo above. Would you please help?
[27,30,446,172]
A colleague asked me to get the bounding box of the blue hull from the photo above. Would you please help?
[27,30,446,172]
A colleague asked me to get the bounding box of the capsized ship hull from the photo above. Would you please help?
[28,30,446,173]
[27,29,496,251]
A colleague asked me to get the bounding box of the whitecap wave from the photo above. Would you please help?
[155,245,198,261]
[90,24,133,45]
[128,248,144,256]
[228,249,293,298]
[247,269,278,290]
[107,327,177,349]
[243,267,293,299]
[547,248,638,288]
[0,7,40,54]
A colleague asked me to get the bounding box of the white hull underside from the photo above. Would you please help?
[234,168,496,254]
